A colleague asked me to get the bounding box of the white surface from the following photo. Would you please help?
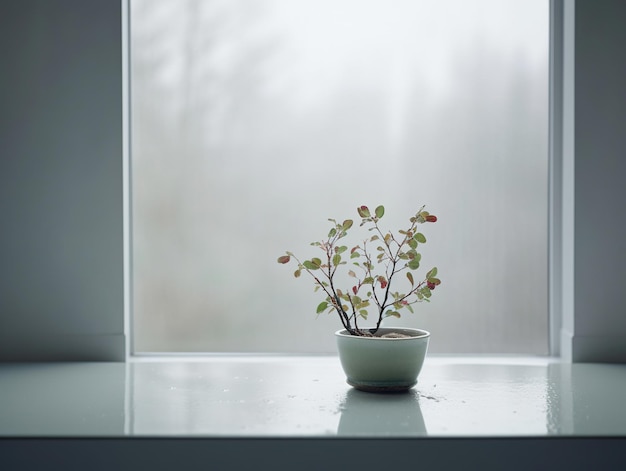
[1,356,626,437]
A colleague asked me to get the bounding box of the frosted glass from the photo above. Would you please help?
[131,0,549,353]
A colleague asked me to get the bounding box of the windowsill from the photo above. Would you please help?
[1,355,626,437]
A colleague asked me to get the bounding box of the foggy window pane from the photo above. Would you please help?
[131,0,549,353]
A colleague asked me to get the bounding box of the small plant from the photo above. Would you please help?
[277,205,440,336]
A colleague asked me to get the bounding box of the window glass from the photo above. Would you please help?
[131,0,549,353]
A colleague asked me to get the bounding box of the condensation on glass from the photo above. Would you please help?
[130,0,549,354]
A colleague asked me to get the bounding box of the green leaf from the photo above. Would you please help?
[415,233,427,243]
[311,258,322,268]
[407,259,420,270]
[359,309,368,319]
[385,310,401,318]
[328,227,337,238]
[426,267,438,279]
[406,272,414,285]
[303,260,319,270]
[375,205,385,218]
[408,251,421,262]
[350,251,360,259]
[342,219,353,230]
[335,245,348,255]
[316,301,328,314]
[332,254,341,266]
[408,238,418,249]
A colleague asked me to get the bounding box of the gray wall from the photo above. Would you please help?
[0,0,125,360]
[559,0,626,362]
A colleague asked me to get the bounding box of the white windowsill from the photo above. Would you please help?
[1,355,625,438]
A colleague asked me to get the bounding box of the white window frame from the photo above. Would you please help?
[122,0,626,362]
[123,0,555,358]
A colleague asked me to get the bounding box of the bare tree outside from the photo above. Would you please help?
[131,0,549,353]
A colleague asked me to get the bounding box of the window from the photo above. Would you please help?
[130,0,549,354]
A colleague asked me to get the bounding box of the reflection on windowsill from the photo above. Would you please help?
[1,357,626,437]
[337,389,427,436]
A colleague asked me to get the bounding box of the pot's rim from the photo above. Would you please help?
[335,327,430,339]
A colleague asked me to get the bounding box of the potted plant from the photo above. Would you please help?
[277,204,441,392]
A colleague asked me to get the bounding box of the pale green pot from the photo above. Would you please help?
[335,327,430,393]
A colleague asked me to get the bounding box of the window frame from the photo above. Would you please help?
[124,0,557,358]
[124,0,626,362]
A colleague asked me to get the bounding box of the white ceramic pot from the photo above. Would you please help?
[335,327,430,393]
